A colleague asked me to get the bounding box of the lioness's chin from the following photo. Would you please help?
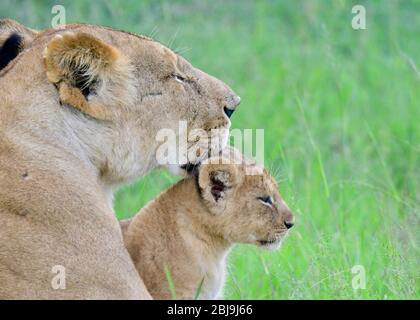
[166,130,230,177]
[219,129,230,152]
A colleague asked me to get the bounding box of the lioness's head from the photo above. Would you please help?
[196,150,294,250]
[38,25,240,183]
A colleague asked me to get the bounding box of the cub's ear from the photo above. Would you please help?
[43,32,128,120]
[198,160,239,202]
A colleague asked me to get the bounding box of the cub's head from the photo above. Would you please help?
[41,26,240,181]
[196,150,295,250]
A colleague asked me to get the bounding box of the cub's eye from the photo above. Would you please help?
[172,73,186,83]
[258,196,273,206]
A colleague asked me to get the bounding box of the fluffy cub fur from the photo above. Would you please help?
[122,149,295,299]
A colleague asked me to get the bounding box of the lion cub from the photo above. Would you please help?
[121,150,294,299]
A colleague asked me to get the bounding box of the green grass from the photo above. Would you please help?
[3,0,419,299]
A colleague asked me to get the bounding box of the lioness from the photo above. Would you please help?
[121,149,294,299]
[0,21,240,299]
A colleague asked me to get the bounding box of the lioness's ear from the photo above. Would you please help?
[0,33,22,70]
[198,161,238,202]
[43,32,124,120]
[0,19,38,70]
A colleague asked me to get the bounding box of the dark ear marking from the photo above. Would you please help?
[198,162,237,203]
[211,184,225,201]
[0,33,23,70]
[210,175,227,201]
[73,64,96,98]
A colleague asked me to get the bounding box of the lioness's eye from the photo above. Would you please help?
[172,73,185,83]
[258,196,273,206]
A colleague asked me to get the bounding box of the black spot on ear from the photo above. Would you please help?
[71,64,95,98]
[211,184,225,201]
[210,177,226,201]
[73,68,91,98]
[0,33,23,70]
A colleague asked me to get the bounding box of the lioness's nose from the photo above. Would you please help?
[224,95,240,118]
[284,220,294,229]
[223,106,234,118]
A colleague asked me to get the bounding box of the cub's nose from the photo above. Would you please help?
[282,203,294,229]
[224,95,240,118]
[224,106,234,118]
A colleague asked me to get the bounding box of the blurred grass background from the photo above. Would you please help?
[2,0,419,299]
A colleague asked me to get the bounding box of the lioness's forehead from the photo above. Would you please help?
[100,25,154,42]
[37,23,177,59]
[105,26,178,59]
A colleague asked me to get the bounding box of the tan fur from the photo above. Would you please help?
[122,149,294,299]
[0,22,239,299]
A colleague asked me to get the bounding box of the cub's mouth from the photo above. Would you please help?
[258,238,279,246]
[257,236,283,250]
